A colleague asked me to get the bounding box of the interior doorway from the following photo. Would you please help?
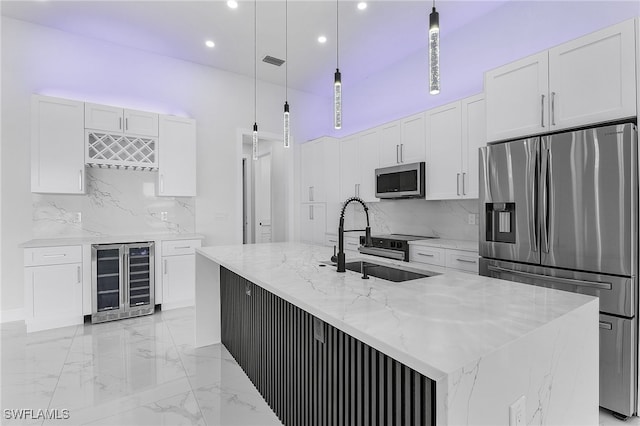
[254,153,272,243]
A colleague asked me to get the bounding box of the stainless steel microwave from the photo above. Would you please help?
[375,162,425,199]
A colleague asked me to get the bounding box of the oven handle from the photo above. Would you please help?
[357,246,405,261]
[487,265,612,290]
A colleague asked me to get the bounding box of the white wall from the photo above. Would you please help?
[0,17,327,314]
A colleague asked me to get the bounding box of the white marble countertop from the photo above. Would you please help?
[409,238,478,252]
[21,233,205,248]
[196,242,595,383]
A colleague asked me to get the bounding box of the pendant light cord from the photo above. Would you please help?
[336,0,339,68]
[254,0,257,123]
[285,0,288,101]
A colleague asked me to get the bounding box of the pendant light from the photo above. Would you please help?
[283,0,290,148]
[429,0,440,95]
[333,0,342,129]
[252,0,259,160]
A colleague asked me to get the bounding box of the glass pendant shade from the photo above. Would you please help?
[334,69,342,129]
[252,122,258,160]
[429,7,440,95]
[283,102,290,148]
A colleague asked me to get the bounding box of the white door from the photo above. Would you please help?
[426,101,462,200]
[340,136,360,200]
[162,254,195,309]
[357,130,380,202]
[400,112,426,164]
[255,154,272,244]
[85,103,123,133]
[378,121,402,167]
[461,95,485,199]
[485,51,549,142]
[158,115,196,197]
[123,109,159,137]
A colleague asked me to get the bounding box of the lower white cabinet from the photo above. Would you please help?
[410,244,479,274]
[300,204,326,245]
[24,245,83,332]
[161,239,202,310]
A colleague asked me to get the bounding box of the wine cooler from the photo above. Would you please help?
[91,242,155,323]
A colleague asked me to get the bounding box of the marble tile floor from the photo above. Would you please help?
[0,307,636,426]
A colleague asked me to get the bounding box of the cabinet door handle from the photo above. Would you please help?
[551,92,556,126]
[311,186,314,201]
[78,171,83,191]
[174,245,191,250]
[462,172,466,195]
[400,144,404,163]
[309,205,313,220]
[456,173,461,196]
[77,266,81,284]
[163,259,167,274]
[125,118,129,131]
[43,253,66,258]
[160,175,164,193]
[119,117,122,130]
[418,253,434,257]
[396,145,400,163]
[456,258,477,264]
[599,321,613,330]
[309,186,312,201]
[540,94,545,127]
[357,184,361,197]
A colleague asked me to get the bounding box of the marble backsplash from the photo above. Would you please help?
[328,198,480,241]
[32,168,195,238]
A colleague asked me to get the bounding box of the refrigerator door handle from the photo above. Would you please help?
[528,147,538,253]
[540,148,551,253]
[487,265,612,290]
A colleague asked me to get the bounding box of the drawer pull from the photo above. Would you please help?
[455,258,477,264]
[418,253,435,257]
[599,321,613,330]
[43,253,67,258]
[77,266,81,284]
[174,246,191,249]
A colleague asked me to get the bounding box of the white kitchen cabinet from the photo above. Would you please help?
[485,19,636,142]
[485,51,549,143]
[409,245,445,267]
[158,115,197,197]
[548,19,636,130]
[378,113,426,167]
[300,137,339,203]
[31,95,85,194]
[340,130,379,202]
[461,95,486,199]
[445,249,479,273]
[425,101,462,200]
[85,103,159,137]
[161,239,202,310]
[24,245,83,332]
[300,204,326,246]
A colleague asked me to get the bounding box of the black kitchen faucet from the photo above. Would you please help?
[331,197,372,272]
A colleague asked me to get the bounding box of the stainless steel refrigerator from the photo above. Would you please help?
[91,242,155,324]
[479,122,638,418]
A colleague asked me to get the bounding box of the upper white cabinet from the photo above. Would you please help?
[300,137,339,203]
[425,101,462,200]
[85,103,159,137]
[486,19,636,142]
[31,95,86,194]
[426,95,485,200]
[158,115,197,197]
[378,113,426,167]
[548,19,636,130]
[485,52,549,142]
[460,95,486,199]
[340,130,379,202]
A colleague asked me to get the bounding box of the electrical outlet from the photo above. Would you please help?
[509,396,525,426]
[160,212,168,221]
[74,212,82,223]
[468,214,476,225]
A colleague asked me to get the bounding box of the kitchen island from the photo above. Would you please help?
[195,242,598,425]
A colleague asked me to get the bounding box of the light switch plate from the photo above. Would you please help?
[509,395,525,426]
[468,214,476,225]
[160,211,168,221]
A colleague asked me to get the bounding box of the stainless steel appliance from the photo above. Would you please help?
[91,242,155,323]
[479,122,638,418]
[359,234,438,261]
[375,162,425,199]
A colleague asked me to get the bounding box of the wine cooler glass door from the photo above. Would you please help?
[127,245,152,308]
[95,246,122,311]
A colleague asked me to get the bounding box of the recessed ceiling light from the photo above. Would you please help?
[318,36,327,44]
[205,40,215,48]
[357,2,367,10]
[227,1,238,9]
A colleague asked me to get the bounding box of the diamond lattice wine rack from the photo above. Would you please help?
[86,131,158,171]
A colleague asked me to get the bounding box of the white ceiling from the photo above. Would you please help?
[1,0,513,96]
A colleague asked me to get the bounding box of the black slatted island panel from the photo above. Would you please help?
[220,267,436,426]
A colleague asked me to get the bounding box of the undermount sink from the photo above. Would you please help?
[344,260,439,282]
